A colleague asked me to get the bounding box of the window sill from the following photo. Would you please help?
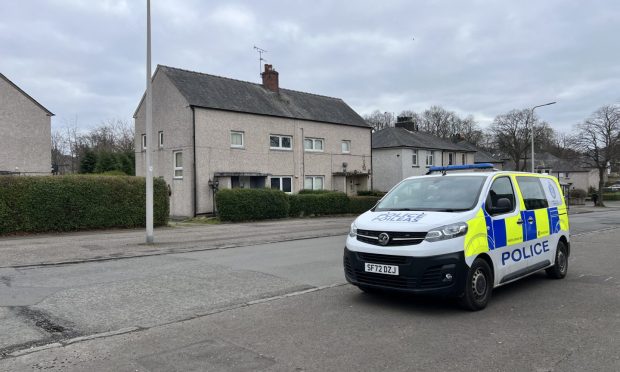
[412,165,419,168]
[173,177,183,180]
[230,146,245,150]
[305,150,324,153]
[270,148,293,151]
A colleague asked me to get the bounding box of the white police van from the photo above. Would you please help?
[344,164,570,310]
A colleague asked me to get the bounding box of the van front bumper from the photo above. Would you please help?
[343,247,468,296]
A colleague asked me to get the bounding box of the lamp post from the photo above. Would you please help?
[145,0,154,243]
[530,102,556,172]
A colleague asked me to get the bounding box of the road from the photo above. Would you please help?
[0,209,619,371]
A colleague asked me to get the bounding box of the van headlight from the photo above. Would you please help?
[349,222,358,237]
[425,222,468,242]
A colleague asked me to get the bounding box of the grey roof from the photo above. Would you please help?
[372,127,475,152]
[457,141,504,163]
[503,152,594,172]
[0,72,54,116]
[147,65,369,128]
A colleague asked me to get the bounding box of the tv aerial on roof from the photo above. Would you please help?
[253,45,268,76]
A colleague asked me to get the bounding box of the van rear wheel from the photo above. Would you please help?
[546,241,568,279]
[459,258,492,311]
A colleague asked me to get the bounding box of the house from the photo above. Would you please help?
[456,140,504,170]
[504,152,603,192]
[134,64,372,217]
[0,72,53,175]
[371,117,476,192]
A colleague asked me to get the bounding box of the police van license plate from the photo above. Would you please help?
[364,263,399,275]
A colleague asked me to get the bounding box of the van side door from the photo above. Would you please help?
[483,176,524,284]
[515,176,555,270]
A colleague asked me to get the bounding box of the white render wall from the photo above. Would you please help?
[0,77,51,174]
[372,148,475,192]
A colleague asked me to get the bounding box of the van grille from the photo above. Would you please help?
[356,229,426,246]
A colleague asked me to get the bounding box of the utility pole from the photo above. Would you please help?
[530,102,556,173]
[145,0,154,243]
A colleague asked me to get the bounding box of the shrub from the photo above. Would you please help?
[348,196,381,214]
[570,188,587,198]
[357,190,386,197]
[602,193,620,201]
[216,188,289,221]
[288,192,349,217]
[0,175,169,235]
[298,189,333,194]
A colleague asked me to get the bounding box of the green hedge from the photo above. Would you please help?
[357,190,386,197]
[348,196,381,214]
[288,192,349,217]
[602,193,620,201]
[0,175,169,234]
[216,188,289,221]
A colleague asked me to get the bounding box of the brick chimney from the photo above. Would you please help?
[261,64,279,93]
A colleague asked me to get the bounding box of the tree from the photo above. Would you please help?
[571,105,620,206]
[79,149,97,174]
[363,110,395,131]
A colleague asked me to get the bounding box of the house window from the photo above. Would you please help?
[304,176,324,190]
[173,151,183,179]
[158,131,164,148]
[448,153,454,165]
[141,134,147,150]
[412,150,418,166]
[425,151,434,166]
[231,131,244,148]
[341,140,351,153]
[270,176,293,193]
[270,135,292,150]
[304,138,324,152]
[462,153,466,164]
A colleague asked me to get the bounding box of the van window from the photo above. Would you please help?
[485,176,516,215]
[375,176,486,212]
[516,177,549,210]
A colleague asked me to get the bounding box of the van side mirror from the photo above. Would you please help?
[491,197,512,215]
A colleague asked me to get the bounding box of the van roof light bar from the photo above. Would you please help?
[426,163,497,175]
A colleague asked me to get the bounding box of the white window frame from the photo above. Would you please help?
[425,150,434,166]
[271,176,293,193]
[231,131,244,148]
[173,151,183,179]
[304,138,324,152]
[412,150,418,166]
[158,131,164,148]
[141,134,147,150]
[269,135,293,150]
[341,140,351,154]
[304,176,324,190]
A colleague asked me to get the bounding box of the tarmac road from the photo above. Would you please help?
[0,209,618,371]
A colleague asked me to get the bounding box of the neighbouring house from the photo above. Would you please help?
[134,64,372,217]
[0,72,53,175]
[504,152,603,192]
[371,116,476,192]
[457,140,504,170]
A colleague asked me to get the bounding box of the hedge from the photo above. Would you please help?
[216,188,289,221]
[0,175,169,234]
[348,196,381,214]
[602,193,620,201]
[288,192,349,217]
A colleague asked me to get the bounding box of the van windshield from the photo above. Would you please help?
[375,176,487,212]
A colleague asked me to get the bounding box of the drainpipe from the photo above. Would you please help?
[301,127,305,189]
[191,106,197,217]
[369,128,373,191]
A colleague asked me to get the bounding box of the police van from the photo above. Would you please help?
[344,164,570,310]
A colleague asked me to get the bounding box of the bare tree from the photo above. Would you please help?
[571,104,620,206]
[490,109,535,171]
[364,110,395,131]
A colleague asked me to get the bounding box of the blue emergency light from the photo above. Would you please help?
[427,163,496,174]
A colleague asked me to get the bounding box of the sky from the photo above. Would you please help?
[1,0,619,133]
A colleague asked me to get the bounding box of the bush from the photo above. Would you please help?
[357,190,386,197]
[348,196,381,214]
[298,189,333,194]
[602,193,620,201]
[570,188,587,198]
[288,192,349,217]
[0,175,169,235]
[216,188,289,222]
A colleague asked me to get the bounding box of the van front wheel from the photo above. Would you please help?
[459,258,492,311]
[546,241,568,279]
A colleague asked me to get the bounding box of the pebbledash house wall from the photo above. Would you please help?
[0,76,51,174]
[135,73,372,218]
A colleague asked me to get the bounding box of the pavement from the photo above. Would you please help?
[2,200,619,268]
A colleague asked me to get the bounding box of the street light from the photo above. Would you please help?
[530,102,556,172]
